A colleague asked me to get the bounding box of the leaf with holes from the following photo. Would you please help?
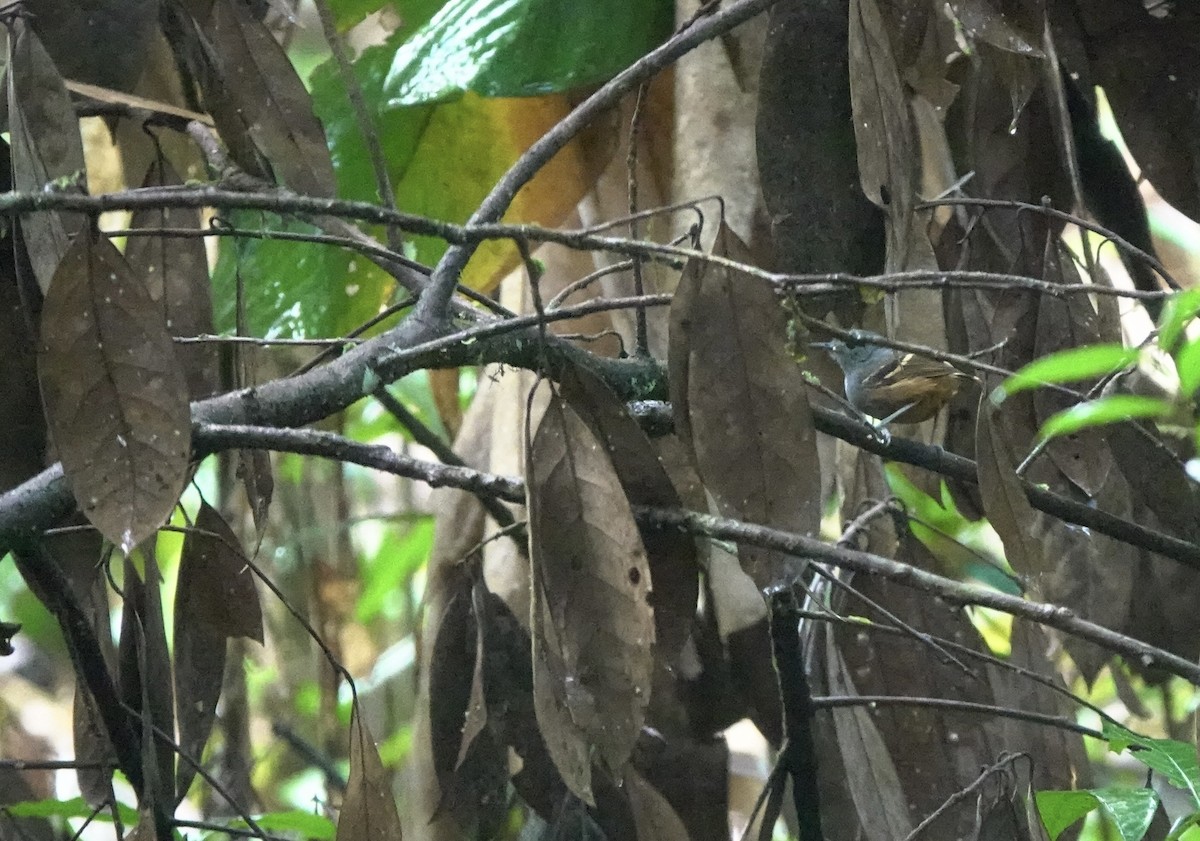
[174,501,262,802]
[525,385,655,805]
[38,231,190,553]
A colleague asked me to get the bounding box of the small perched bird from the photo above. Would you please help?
[813,336,971,425]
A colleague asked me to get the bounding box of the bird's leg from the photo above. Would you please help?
[869,401,919,446]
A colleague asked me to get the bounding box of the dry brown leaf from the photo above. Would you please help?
[849,0,936,273]
[7,16,86,295]
[671,223,821,589]
[558,363,698,659]
[237,449,274,539]
[121,549,175,814]
[189,0,336,196]
[429,369,464,442]
[125,157,218,401]
[948,0,1045,57]
[338,702,404,841]
[174,501,263,801]
[0,141,46,495]
[626,766,692,841]
[976,400,1047,580]
[825,631,914,841]
[525,386,655,805]
[38,230,191,553]
[1032,256,1111,498]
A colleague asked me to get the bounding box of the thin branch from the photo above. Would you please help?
[183,422,1200,685]
[311,0,400,251]
[814,696,1099,739]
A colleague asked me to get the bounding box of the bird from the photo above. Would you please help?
[813,336,971,426]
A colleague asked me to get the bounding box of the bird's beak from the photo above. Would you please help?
[809,341,835,351]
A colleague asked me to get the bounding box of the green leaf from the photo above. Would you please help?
[1090,788,1160,841]
[211,214,395,339]
[1039,395,1172,441]
[1036,788,1159,841]
[995,344,1138,401]
[1104,721,1200,807]
[1158,288,1200,353]
[226,810,336,840]
[5,797,139,825]
[383,0,673,104]
[1176,335,1200,397]
[1036,790,1102,839]
[356,518,434,622]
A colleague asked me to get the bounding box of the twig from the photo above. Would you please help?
[416,0,788,322]
[182,422,1200,685]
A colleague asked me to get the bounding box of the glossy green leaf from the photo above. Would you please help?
[884,465,1017,593]
[211,214,395,339]
[1177,335,1200,397]
[1036,790,1103,840]
[384,0,672,105]
[1104,722,1200,806]
[1158,288,1200,353]
[1036,788,1158,841]
[1091,788,1160,841]
[1039,395,1172,441]
[995,344,1138,401]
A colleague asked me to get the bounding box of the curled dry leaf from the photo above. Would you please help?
[37,231,191,554]
[7,16,86,295]
[174,501,263,802]
[525,385,655,805]
[669,222,821,590]
[337,701,403,841]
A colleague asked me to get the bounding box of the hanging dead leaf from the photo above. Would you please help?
[849,0,936,272]
[975,400,1047,580]
[125,157,219,401]
[6,16,86,295]
[174,501,263,801]
[191,0,336,196]
[429,369,464,441]
[428,582,477,796]
[671,223,821,589]
[38,230,191,553]
[337,701,403,841]
[525,386,655,805]
[1032,262,1111,498]
[237,449,274,539]
[0,140,46,495]
[626,766,692,841]
[948,0,1045,57]
[558,363,698,659]
[117,549,175,815]
[825,632,915,840]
